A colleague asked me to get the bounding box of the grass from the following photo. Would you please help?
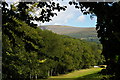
[38,68,111,80]
[49,68,102,78]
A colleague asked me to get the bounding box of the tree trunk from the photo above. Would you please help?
[48,70,50,76]
[50,69,53,76]
[35,74,37,79]
[30,74,31,79]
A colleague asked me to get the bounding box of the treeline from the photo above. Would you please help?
[3,18,105,79]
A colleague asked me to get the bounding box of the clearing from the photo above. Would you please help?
[38,68,110,80]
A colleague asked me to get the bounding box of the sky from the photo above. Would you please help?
[5,0,97,27]
[39,1,97,27]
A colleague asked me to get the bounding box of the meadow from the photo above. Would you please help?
[38,67,111,80]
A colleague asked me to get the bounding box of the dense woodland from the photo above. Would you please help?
[2,1,120,80]
[3,18,104,79]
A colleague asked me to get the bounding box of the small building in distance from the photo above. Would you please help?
[94,66,99,68]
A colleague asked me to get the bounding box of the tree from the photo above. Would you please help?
[2,18,43,79]
[2,1,106,79]
[70,1,120,80]
[2,1,67,79]
[2,1,67,27]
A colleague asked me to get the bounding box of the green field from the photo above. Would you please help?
[50,68,102,78]
[38,68,110,80]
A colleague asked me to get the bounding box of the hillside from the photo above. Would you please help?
[39,25,100,43]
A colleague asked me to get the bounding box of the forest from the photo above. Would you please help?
[3,17,104,79]
[2,0,120,80]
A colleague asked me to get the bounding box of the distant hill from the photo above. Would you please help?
[39,25,100,43]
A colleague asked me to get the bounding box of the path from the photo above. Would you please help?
[49,68,102,78]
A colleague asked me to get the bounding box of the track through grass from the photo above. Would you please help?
[38,68,110,80]
[49,68,102,78]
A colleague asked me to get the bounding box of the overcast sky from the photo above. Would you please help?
[5,0,97,27]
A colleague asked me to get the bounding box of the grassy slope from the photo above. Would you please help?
[38,68,110,80]
[49,68,102,78]
[39,25,99,43]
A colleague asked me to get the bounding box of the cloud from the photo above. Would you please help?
[64,13,74,23]
[6,0,19,2]
[54,23,62,25]
[47,6,74,24]
[41,2,82,26]
[77,15,85,22]
[30,1,84,26]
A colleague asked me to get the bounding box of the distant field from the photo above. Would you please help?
[39,25,100,43]
[40,25,96,34]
